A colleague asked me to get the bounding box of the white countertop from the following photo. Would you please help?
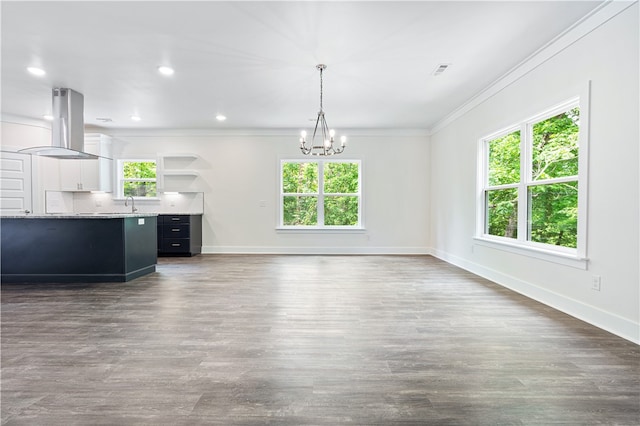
[2,213,159,219]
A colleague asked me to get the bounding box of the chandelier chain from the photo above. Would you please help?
[319,66,324,112]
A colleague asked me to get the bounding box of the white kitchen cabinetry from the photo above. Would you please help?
[59,134,113,192]
[157,153,198,192]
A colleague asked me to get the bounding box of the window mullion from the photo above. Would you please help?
[518,123,530,243]
[317,160,324,227]
[486,183,520,190]
[529,175,578,186]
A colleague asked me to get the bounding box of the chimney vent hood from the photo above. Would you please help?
[19,88,101,159]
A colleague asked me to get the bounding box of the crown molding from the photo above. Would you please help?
[1,114,52,130]
[429,0,637,135]
[97,127,431,138]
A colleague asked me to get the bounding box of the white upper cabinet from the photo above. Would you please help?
[59,134,113,192]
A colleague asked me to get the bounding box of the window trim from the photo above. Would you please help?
[117,158,158,199]
[278,159,363,230]
[476,83,590,267]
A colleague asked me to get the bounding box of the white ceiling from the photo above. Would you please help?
[1,1,604,131]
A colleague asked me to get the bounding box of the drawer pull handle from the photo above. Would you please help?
[171,228,180,232]
[171,243,181,247]
[171,218,180,221]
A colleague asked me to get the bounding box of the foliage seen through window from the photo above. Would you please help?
[484,106,580,249]
[121,160,157,198]
[281,161,360,227]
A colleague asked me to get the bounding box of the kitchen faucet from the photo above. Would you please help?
[124,195,137,213]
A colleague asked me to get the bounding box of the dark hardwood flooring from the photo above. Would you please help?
[2,255,639,425]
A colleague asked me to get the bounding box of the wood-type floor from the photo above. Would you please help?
[2,255,639,425]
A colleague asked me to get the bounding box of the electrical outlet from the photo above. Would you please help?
[591,275,601,291]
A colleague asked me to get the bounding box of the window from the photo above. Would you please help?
[280,160,361,228]
[478,96,588,261]
[118,160,157,198]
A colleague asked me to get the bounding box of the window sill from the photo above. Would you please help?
[277,227,366,234]
[473,236,588,270]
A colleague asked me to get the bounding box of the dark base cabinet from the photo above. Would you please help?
[157,214,202,256]
[1,216,157,283]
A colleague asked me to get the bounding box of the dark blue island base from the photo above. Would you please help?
[1,215,158,283]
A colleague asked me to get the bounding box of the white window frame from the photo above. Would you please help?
[117,159,158,199]
[475,86,590,269]
[278,159,363,230]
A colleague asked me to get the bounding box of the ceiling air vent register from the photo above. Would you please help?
[432,64,451,76]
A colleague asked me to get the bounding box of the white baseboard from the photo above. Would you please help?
[430,248,639,345]
[201,246,431,255]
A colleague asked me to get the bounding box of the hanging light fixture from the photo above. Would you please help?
[299,64,346,156]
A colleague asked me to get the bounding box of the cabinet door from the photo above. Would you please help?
[59,159,83,191]
[84,137,113,192]
[59,159,110,192]
[80,160,99,190]
[96,158,112,192]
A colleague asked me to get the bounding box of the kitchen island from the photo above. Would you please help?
[1,213,158,283]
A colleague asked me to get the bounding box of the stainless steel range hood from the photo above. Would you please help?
[19,88,99,159]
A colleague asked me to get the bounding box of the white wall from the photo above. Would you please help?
[429,4,639,343]
[106,129,430,254]
[1,119,431,254]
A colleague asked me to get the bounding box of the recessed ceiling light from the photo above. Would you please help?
[158,66,174,76]
[216,115,227,121]
[43,114,54,121]
[27,67,46,76]
[131,115,142,122]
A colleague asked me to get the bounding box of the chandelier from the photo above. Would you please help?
[299,64,346,156]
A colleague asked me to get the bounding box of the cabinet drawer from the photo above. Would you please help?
[160,239,190,252]
[161,215,191,224]
[162,224,190,238]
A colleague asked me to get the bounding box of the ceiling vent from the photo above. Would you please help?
[432,63,451,76]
